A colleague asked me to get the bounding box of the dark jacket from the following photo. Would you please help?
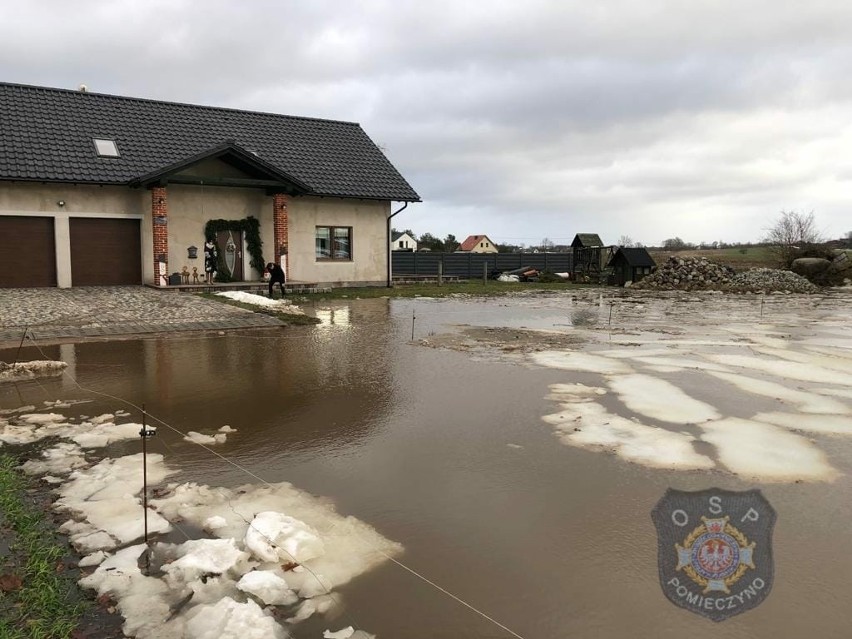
[268,263,286,283]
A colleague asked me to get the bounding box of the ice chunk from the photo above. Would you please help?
[708,371,851,415]
[79,551,110,567]
[245,511,325,564]
[184,431,227,445]
[237,570,298,606]
[72,421,147,448]
[532,350,632,375]
[203,515,228,532]
[700,418,839,482]
[541,401,714,470]
[20,442,87,476]
[0,360,66,383]
[706,353,852,386]
[162,538,249,587]
[18,412,67,425]
[183,597,286,639]
[754,412,852,435]
[219,425,237,433]
[607,374,720,424]
[324,628,355,639]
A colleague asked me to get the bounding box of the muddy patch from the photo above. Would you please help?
[417,325,586,358]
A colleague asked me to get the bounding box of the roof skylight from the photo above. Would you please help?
[93,138,120,157]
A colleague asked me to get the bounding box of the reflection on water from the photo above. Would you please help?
[1,294,851,638]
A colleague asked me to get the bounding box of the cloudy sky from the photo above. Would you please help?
[2,1,850,247]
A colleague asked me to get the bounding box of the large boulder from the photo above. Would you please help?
[791,257,831,278]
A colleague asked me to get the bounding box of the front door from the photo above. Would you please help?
[216,230,244,281]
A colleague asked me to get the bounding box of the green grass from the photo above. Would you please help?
[289,280,590,302]
[197,293,321,324]
[0,455,86,639]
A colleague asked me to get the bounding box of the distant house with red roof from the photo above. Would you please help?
[458,234,498,253]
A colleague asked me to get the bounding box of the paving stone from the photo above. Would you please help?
[0,286,282,342]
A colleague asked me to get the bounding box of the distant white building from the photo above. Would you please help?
[391,231,418,252]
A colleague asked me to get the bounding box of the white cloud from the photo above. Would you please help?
[2,0,852,244]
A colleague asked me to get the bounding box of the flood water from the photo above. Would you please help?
[2,290,851,639]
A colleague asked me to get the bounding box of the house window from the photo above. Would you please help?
[316,226,352,260]
[93,138,120,157]
[398,240,404,248]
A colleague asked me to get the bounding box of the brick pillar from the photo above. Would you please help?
[273,193,290,271]
[151,186,169,286]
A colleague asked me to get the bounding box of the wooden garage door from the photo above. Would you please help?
[0,216,56,287]
[70,218,141,286]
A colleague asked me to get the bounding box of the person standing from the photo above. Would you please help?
[203,238,218,284]
[267,261,286,298]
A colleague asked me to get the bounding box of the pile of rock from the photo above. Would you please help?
[633,256,819,293]
[727,268,819,294]
[632,256,736,290]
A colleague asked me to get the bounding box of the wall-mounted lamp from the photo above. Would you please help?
[187,245,198,259]
[57,200,65,207]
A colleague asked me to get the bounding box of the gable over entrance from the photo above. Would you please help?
[0,82,420,289]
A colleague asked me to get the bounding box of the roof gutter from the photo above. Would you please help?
[386,202,409,287]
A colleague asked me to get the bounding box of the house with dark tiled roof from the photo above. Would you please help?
[0,82,419,288]
[458,234,497,253]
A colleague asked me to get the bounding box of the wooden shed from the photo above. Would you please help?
[606,247,657,286]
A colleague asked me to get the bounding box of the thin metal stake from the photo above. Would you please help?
[411,308,416,340]
[13,327,28,365]
[760,297,765,318]
[139,404,156,572]
[608,302,614,327]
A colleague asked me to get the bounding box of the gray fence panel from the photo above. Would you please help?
[392,252,574,278]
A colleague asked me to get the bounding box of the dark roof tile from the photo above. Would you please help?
[0,83,419,201]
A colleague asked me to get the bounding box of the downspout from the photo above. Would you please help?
[387,202,409,287]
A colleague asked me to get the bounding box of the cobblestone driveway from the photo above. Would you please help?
[0,286,281,342]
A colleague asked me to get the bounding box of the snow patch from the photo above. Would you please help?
[237,570,298,606]
[700,418,838,482]
[754,412,852,435]
[531,351,633,375]
[184,431,227,445]
[541,399,714,470]
[709,372,850,415]
[216,291,305,315]
[607,374,721,424]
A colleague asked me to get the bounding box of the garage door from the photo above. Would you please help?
[70,218,142,286]
[0,216,56,287]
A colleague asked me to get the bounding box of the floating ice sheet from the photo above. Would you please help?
[541,398,714,470]
[709,372,851,415]
[0,360,66,383]
[706,353,852,386]
[700,418,839,482]
[754,412,852,435]
[607,374,720,424]
[531,350,633,375]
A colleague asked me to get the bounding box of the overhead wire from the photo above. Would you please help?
[22,335,529,639]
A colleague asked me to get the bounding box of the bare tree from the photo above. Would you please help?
[618,235,635,247]
[763,210,823,266]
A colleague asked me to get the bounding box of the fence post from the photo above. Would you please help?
[438,260,443,286]
[483,261,488,285]
[544,252,549,272]
[413,251,418,276]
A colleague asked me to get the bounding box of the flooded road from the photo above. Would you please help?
[2,290,851,638]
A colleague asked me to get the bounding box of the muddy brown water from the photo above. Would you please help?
[2,292,851,639]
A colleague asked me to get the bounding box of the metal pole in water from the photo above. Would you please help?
[609,302,614,327]
[139,405,156,572]
[411,308,416,340]
[13,327,28,365]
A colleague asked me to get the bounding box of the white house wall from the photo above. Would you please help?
[166,184,270,281]
[287,196,390,286]
[0,182,149,287]
[1,182,392,287]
